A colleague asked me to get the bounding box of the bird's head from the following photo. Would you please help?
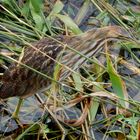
[80,26,134,42]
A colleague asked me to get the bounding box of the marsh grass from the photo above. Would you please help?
[0,0,140,140]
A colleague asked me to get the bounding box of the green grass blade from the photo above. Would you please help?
[55,14,82,34]
[107,53,129,108]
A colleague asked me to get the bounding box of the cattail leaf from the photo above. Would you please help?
[46,0,64,34]
[21,1,30,17]
[48,0,64,17]
[74,0,91,25]
[72,73,83,92]
[107,54,129,108]
[55,14,82,34]
[29,0,44,31]
[30,0,42,13]
[89,99,99,125]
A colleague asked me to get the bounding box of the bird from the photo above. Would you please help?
[0,26,132,119]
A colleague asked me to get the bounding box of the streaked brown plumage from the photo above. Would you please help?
[0,26,132,99]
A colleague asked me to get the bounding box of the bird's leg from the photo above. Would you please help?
[12,98,23,119]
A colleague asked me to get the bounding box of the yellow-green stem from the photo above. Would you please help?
[12,98,23,119]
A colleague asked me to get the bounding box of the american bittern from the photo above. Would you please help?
[0,26,132,120]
